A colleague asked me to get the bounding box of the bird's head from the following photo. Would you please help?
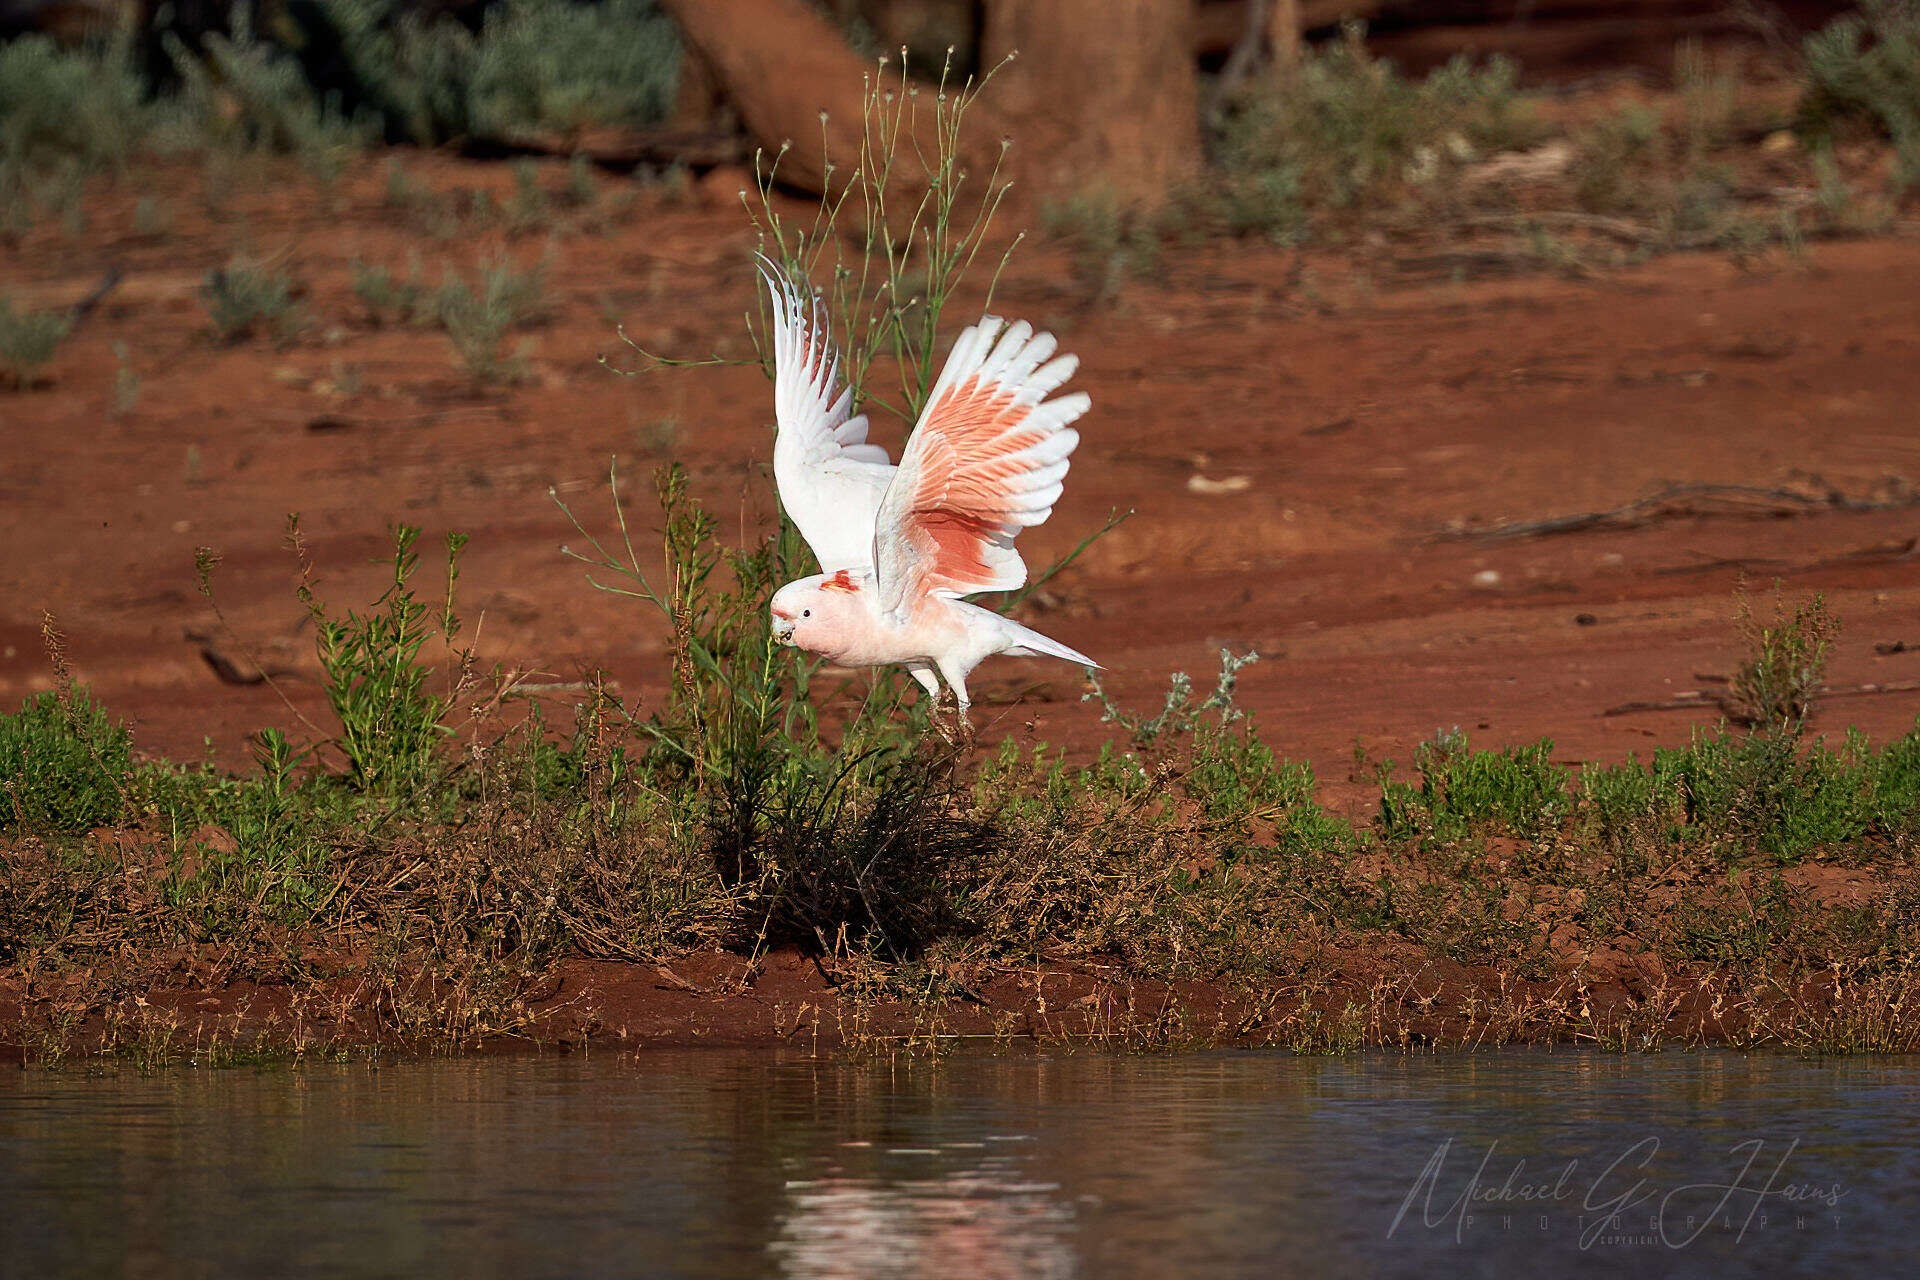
[770,570,866,659]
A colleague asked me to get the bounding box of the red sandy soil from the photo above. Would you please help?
[4,153,1916,812]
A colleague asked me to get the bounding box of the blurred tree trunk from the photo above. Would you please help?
[981,0,1200,206]
[657,0,885,196]
[661,0,1200,208]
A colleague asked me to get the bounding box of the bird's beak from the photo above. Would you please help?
[771,617,795,645]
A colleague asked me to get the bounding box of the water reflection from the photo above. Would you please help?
[0,1049,1913,1279]
[772,1159,1074,1280]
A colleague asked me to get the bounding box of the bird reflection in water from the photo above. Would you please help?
[769,1158,1077,1280]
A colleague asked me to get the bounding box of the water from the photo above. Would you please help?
[1,1048,1912,1279]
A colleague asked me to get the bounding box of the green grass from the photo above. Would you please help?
[296,522,469,795]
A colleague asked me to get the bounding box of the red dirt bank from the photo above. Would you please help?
[2,154,1917,1055]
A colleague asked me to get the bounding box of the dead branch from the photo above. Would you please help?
[471,127,746,171]
[1437,476,1920,544]
[1452,211,1665,246]
[1603,681,1920,717]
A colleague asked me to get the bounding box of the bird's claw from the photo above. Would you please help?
[953,709,975,754]
[925,691,974,754]
[931,706,957,749]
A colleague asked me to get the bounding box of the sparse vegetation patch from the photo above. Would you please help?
[201,256,306,342]
[0,295,71,385]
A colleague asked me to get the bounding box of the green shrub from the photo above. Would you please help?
[1568,103,1785,251]
[1212,22,1531,234]
[133,748,347,934]
[1578,752,1686,851]
[165,7,374,171]
[1215,164,1307,244]
[201,257,305,342]
[1578,720,1919,863]
[1188,727,1350,853]
[1043,189,1162,299]
[0,34,148,173]
[0,35,146,239]
[1675,39,1744,157]
[1873,723,1920,841]
[1570,104,1666,216]
[0,295,72,384]
[562,152,598,207]
[1087,648,1260,747]
[1378,730,1569,842]
[298,524,469,796]
[508,158,551,231]
[0,689,132,834]
[434,249,548,382]
[1659,732,1853,860]
[469,0,679,136]
[1797,0,1920,185]
[1730,590,1837,735]
[352,257,432,326]
[318,0,680,145]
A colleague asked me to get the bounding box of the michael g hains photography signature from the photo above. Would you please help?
[1389,1137,1847,1250]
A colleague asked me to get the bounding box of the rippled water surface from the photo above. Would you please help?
[2,1048,1913,1278]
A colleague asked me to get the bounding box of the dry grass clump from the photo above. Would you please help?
[201,256,307,343]
[1039,14,1920,294]
[4,616,1916,1060]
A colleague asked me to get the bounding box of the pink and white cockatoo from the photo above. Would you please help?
[758,260,1098,738]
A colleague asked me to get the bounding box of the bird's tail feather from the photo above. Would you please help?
[998,616,1100,668]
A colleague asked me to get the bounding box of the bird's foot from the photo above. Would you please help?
[953,707,976,755]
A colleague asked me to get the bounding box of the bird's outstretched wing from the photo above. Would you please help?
[759,256,895,573]
[873,317,1088,622]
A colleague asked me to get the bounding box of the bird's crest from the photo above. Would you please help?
[821,569,859,593]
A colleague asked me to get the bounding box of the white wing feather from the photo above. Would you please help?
[759,256,895,574]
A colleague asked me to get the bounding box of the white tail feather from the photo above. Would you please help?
[997,615,1100,668]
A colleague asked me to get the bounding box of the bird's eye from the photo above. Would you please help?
[802,609,811,618]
